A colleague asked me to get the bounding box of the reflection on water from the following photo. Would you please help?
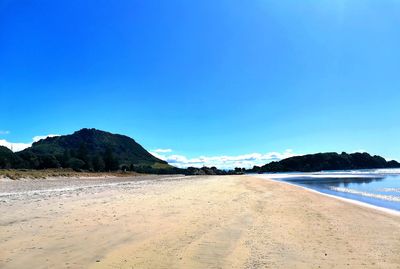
[286,176,384,187]
[264,169,400,212]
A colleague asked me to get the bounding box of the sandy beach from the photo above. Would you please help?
[1,175,399,269]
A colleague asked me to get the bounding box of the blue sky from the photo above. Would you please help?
[1,0,400,168]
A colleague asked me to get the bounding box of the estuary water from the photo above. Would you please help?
[261,169,400,212]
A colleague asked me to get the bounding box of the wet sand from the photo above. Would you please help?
[0,175,399,268]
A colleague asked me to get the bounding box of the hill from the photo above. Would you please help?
[0,129,238,175]
[249,152,400,173]
[0,146,23,169]
[2,128,170,172]
[3,131,399,175]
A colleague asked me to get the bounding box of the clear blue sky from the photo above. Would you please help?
[1,0,400,166]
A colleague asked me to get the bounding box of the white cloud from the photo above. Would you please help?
[351,149,367,153]
[152,148,172,153]
[0,140,31,152]
[0,134,60,152]
[32,134,60,143]
[150,149,298,169]
[0,130,10,135]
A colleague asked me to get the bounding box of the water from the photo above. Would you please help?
[261,169,400,212]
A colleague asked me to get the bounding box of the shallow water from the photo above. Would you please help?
[261,169,400,212]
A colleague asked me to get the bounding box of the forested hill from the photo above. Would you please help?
[249,152,400,173]
[0,146,21,168]
[2,131,399,175]
[0,129,236,175]
[1,129,171,172]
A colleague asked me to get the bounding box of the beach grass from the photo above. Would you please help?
[0,168,140,180]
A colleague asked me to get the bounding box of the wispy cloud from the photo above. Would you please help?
[0,130,10,135]
[0,134,60,152]
[152,148,172,153]
[150,149,298,169]
[352,149,367,153]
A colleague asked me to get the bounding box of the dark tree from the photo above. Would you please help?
[67,158,85,171]
[77,143,90,169]
[38,155,60,169]
[61,149,71,168]
[92,155,105,172]
[103,147,119,171]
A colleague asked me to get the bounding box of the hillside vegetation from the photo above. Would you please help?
[0,129,172,172]
[249,152,400,173]
[2,129,399,176]
[0,129,236,176]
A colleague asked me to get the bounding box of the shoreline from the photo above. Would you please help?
[252,175,400,217]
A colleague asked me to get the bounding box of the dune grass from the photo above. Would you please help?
[0,169,140,180]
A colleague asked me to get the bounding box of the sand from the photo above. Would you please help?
[0,175,399,269]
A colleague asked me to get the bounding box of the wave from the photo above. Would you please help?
[329,187,400,202]
[379,188,400,193]
[259,173,381,180]
[260,168,400,180]
[320,168,400,175]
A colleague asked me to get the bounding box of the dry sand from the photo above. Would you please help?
[0,175,399,269]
